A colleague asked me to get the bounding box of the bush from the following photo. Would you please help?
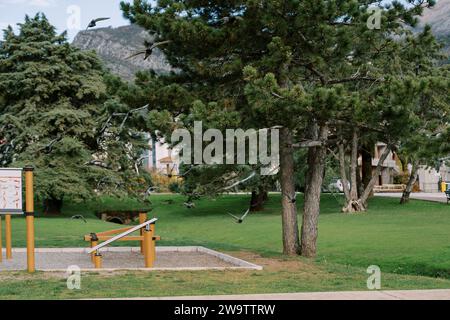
[168,181,182,193]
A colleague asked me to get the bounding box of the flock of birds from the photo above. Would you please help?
[82,18,295,225]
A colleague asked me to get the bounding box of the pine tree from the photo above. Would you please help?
[0,14,151,214]
[121,0,438,256]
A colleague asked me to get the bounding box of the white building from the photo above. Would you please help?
[142,136,179,175]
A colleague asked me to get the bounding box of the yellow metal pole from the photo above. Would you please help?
[91,240,98,263]
[139,212,147,254]
[0,215,3,263]
[149,223,156,266]
[94,251,102,269]
[5,214,12,259]
[24,166,35,273]
[143,225,153,268]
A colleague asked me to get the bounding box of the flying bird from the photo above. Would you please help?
[283,191,297,204]
[144,186,159,197]
[71,215,87,223]
[86,17,110,30]
[222,171,257,191]
[227,208,250,224]
[162,165,197,179]
[126,40,172,61]
[184,202,196,209]
[218,16,243,24]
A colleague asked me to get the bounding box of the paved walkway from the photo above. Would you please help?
[375,192,448,204]
[111,289,450,300]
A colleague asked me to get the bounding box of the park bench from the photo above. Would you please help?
[373,184,406,193]
[446,190,450,204]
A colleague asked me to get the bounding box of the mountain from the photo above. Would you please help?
[72,4,449,80]
[419,0,450,61]
[72,24,172,81]
[420,0,450,36]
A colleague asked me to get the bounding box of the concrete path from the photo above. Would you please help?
[110,289,450,300]
[375,192,448,204]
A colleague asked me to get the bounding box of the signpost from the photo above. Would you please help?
[0,166,35,272]
[0,168,23,214]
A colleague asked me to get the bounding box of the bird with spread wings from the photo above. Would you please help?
[126,40,172,61]
[86,17,110,30]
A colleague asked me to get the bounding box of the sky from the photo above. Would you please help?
[0,0,438,42]
[0,0,132,41]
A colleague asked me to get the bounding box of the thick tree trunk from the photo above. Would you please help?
[44,198,63,215]
[400,162,419,204]
[301,124,328,258]
[279,128,300,255]
[361,146,373,192]
[250,186,268,211]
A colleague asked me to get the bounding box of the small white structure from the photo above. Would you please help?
[142,135,179,175]
[417,166,440,193]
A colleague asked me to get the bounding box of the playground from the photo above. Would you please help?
[2,187,450,298]
[0,168,261,273]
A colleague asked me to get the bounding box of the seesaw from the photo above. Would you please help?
[84,213,160,269]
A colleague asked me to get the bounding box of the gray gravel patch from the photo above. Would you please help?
[0,247,262,271]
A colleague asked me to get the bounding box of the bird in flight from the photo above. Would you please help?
[162,165,197,179]
[217,16,243,25]
[86,17,110,30]
[126,40,172,60]
[184,202,196,209]
[227,208,250,224]
[144,186,159,197]
[283,191,297,204]
[71,215,87,223]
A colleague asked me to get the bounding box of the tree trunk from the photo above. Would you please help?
[400,162,419,204]
[338,142,350,202]
[44,198,63,215]
[356,165,364,198]
[343,143,393,212]
[250,186,268,211]
[301,124,328,258]
[349,129,358,201]
[361,145,373,192]
[359,144,393,207]
[279,128,300,255]
[342,130,360,213]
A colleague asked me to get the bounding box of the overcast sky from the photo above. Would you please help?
[0,0,436,42]
[0,0,131,41]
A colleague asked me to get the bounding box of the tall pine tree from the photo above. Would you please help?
[0,14,151,214]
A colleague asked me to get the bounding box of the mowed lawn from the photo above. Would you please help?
[1,193,450,298]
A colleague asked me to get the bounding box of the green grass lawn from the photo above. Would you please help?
[1,193,450,299]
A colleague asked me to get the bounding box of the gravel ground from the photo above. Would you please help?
[0,251,235,271]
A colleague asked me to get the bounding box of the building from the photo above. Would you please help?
[416,160,450,193]
[142,135,179,175]
[360,142,402,186]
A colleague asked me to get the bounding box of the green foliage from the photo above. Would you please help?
[0,14,151,205]
[119,0,443,178]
